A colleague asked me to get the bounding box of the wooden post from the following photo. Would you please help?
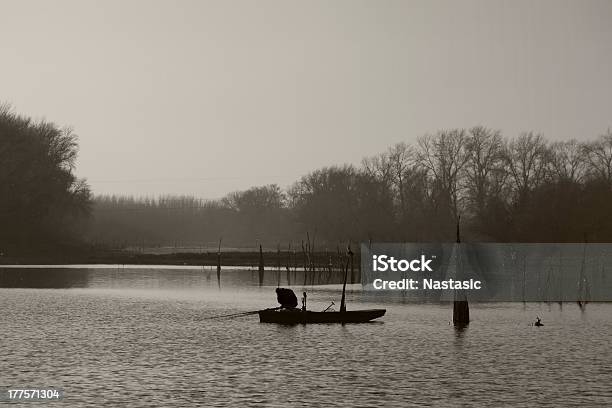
[258,244,265,286]
[286,243,291,286]
[277,243,281,287]
[302,240,308,286]
[340,254,349,313]
[336,245,342,284]
[326,249,332,283]
[348,244,354,284]
[453,216,469,326]
[577,233,588,311]
[216,237,222,289]
[310,233,316,280]
[308,233,316,285]
[293,246,297,282]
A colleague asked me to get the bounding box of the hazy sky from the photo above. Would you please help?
[2,0,611,198]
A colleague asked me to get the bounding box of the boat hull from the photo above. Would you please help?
[258,309,386,324]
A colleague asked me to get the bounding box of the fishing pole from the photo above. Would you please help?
[202,307,280,320]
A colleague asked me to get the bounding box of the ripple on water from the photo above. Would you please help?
[1,268,611,407]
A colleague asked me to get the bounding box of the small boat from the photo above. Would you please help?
[259,247,386,324]
[258,308,386,324]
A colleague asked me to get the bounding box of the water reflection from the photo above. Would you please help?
[0,268,89,288]
[453,324,468,339]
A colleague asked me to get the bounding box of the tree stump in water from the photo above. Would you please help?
[453,299,470,326]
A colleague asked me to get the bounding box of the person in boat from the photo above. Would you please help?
[535,316,543,326]
[275,288,298,310]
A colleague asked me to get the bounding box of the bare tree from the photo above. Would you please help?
[548,139,587,183]
[463,126,506,216]
[582,130,612,185]
[504,132,550,202]
[361,151,394,194]
[387,142,415,220]
[416,129,469,218]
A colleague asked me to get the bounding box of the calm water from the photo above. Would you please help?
[1,267,611,407]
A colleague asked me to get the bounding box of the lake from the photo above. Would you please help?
[1,266,611,407]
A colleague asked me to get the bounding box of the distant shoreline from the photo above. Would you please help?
[0,249,360,269]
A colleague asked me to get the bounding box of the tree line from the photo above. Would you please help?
[0,105,91,254]
[5,103,609,253]
[89,127,612,248]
